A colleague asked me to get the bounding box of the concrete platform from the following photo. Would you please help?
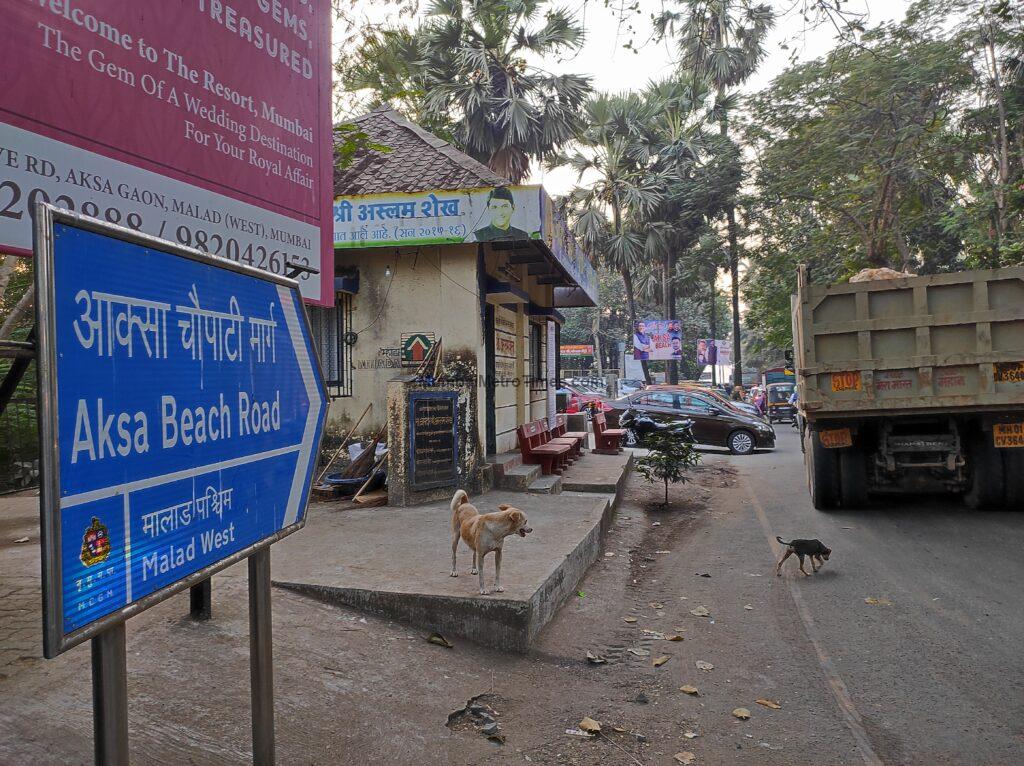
[272,489,618,652]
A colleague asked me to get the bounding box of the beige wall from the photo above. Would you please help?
[325,244,486,447]
[323,242,554,456]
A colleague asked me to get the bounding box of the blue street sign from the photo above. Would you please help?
[35,208,327,656]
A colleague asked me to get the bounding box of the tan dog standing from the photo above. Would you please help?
[450,489,532,595]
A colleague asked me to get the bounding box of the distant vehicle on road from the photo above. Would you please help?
[765,382,797,423]
[558,380,612,414]
[793,264,1024,510]
[646,382,765,420]
[618,378,645,395]
[607,389,775,455]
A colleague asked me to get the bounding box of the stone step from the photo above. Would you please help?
[498,462,542,491]
[526,475,562,495]
[486,450,523,478]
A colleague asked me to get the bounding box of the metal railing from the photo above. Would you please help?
[0,393,39,493]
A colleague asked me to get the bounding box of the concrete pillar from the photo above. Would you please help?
[546,319,556,425]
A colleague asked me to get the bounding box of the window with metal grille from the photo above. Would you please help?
[530,321,544,384]
[308,295,353,398]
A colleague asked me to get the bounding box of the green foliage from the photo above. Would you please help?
[634,429,701,506]
[742,0,1024,348]
[337,0,591,182]
[333,122,392,171]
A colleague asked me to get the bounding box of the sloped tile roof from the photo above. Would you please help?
[334,107,509,196]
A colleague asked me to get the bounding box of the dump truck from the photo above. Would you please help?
[792,264,1024,510]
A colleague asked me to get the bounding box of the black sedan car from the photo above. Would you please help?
[607,388,775,455]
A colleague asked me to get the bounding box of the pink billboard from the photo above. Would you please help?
[1,0,333,304]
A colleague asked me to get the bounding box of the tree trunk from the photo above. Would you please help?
[591,311,604,377]
[612,196,650,384]
[665,252,678,385]
[720,106,742,389]
[0,285,34,341]
[709,275,717,386]
[664,476,669,506]
[727,206,742,388]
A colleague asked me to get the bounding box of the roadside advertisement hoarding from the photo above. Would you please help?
[697,339,731,367]
[35,208,327,657]
[2,1,334,304]
[632,319,682,361]
[560,344,594,357]
[333,184,599,305]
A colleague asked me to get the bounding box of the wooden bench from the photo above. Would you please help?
[552,414,588,455]
[517,420,571,475]
[541,418,583,461]
[592,412,626,454]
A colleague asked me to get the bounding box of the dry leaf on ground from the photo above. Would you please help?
[680,685,700,695]
[650,602,665,609]
[674,752,696,764]
[683,731,698,739]
[733,708,752,720]
[623,616,638,623]
[743,604,753,610]
[666,634,684,642]
[756,699,781,710]
[426,633,453,648]
[690,606,710,617]
[695,660,714,671]
[653,655,670,667]
[864,597,893,606]
[579,717,601,734]
[627,647,650,657]
[586,650,607,665]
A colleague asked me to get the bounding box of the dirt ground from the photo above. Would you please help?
[7,432,1020,765]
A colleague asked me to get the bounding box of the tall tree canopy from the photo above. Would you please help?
[338,0,591,182]
[742,0,1023,354]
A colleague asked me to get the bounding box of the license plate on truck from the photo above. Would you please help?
[831,371,861,392]
[994,423,1024,448]
[993,362,1024,384]
[819,428,853,449]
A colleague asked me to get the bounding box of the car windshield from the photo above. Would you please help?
[768,385,794,403]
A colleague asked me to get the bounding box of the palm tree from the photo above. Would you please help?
[655,0,775,387]
[556,94,669,382]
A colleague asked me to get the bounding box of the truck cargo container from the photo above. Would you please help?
[791,264,1024,509]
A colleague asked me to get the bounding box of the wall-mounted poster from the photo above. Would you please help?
[632,320,682,361]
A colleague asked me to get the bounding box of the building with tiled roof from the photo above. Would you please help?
[314,107,597,480]
[334,107,508,196]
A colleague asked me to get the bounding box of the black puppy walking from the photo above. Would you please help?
[775,536,831,577]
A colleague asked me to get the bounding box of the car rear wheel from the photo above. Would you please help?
[728,429,756,455]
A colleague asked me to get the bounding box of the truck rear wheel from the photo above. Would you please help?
[808,431,841,510]
[1002,449,1024,509]
[965,434,1005,510]
[839,448,869,508]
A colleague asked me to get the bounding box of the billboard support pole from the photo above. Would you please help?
[248,548,275,765]
[189,579,212,621]
[91,623,129,766]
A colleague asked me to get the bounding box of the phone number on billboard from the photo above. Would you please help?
[0,179,311,280]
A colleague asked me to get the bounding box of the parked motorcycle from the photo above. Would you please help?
[618,407,694,448]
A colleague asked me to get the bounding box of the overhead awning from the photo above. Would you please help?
[484,277,529,306]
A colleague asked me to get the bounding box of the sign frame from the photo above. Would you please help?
[407,390,459,491]
[34,203,327,658]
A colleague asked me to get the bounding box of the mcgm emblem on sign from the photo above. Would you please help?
[80,517,111,567]
[401,332,435,366]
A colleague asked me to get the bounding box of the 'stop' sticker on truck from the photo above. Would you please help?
[831,371,862,392]
[993,362,1024,384]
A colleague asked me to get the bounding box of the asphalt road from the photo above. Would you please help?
[673,426,1024,765]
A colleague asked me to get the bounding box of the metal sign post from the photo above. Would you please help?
[33,205,327,763]
[249,549,275,765]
